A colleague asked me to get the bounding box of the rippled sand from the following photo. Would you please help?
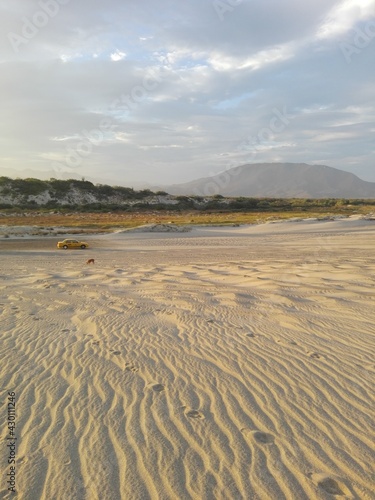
[1,219,374,499]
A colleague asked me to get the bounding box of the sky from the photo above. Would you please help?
[0,0,374,187]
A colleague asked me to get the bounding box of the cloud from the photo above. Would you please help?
[0,0,374,185]
[317,0,375,39]
[110,50,126,62]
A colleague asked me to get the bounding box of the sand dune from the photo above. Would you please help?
[1,219,374,499]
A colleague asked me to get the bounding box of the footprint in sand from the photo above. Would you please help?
[308,473,352,497]
[186,409,205,419]
[242,429,275,444]
[125,364,138,372]
[252,431,275,444]
[151,384,165,392]
[309,352,321,359]
[277,339,297,345]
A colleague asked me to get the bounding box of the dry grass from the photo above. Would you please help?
[0,207,373,231]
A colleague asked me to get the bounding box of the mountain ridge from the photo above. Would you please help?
[152,163,375,198]
[1,163,375,208]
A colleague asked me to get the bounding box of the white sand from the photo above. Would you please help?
[1,219,374,499]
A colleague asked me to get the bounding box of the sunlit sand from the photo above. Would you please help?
[1,218,374,499]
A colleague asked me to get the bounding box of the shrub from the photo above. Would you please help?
[12,178,48,196]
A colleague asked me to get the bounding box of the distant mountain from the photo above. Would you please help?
[154,163,375,198]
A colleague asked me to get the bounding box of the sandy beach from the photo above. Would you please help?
[1,218,374,499]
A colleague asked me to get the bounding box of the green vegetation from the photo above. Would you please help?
[0,177,48,197]
[0,178,151,205]
[0,178,374,216]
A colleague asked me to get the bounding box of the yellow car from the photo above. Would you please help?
[57,239,89,249]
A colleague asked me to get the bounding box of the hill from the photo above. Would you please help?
[155,163,375,198]
[0,177,175,208]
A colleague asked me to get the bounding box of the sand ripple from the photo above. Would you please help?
[1,223,374,499]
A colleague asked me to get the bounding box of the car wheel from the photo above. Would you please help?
[81,245,86,249]
[63,245,68,249]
